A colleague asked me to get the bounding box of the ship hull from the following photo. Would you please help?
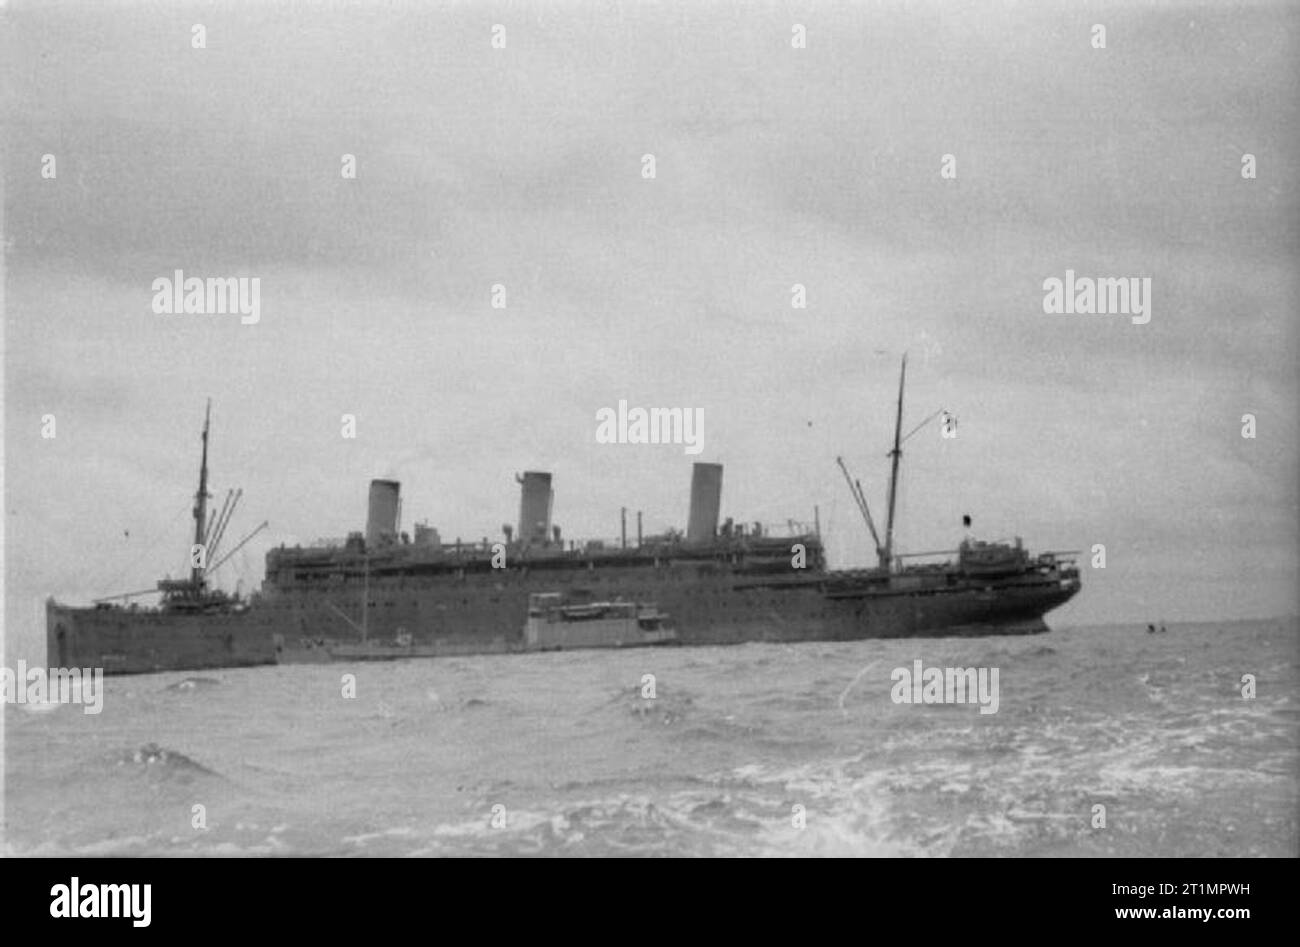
[47,562,1078,674]
[46,599,278,675]
[820,580,1079,639]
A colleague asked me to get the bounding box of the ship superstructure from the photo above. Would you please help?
[259,462,829,656]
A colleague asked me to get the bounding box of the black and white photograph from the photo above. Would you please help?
[1,0,1296,892]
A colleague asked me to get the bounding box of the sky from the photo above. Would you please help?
[2,0,1298,664]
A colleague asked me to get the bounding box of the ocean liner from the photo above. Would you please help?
[47,357,1081,674]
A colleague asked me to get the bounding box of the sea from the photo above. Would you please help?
[3,619,1296,857]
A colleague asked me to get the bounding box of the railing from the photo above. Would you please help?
[308,537,347,549]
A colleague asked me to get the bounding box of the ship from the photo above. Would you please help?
[46,357,1081,674]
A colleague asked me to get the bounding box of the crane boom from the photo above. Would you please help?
[836,456,883,555]
[206,519,268,574]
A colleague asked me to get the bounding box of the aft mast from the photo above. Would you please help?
[191,399,212,588]
[882,355,907,572]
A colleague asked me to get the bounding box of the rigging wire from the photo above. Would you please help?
[901,408,947,445]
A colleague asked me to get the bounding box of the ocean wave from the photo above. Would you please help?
[165,676,223,692]
[113,743,221,781]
